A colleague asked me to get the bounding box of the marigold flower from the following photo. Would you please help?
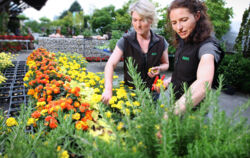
[75,121,88,130]
[74,101,80,108]
[6,117,18,127]
[49,120,58,129]
[27,89,35,95]
[59,150,69,158]
[117,122,124,131]
[130,93,136,97]
[27,118,36,126]
[31,111,41,118]
[105,111,112,118]
[79,106,86,113]
[133,101,140,106]
[72,113,81,120]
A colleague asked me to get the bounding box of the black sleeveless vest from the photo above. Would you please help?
[123,31,165,89]
[171,37,224,99]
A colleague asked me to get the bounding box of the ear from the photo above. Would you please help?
[195,11,201,21]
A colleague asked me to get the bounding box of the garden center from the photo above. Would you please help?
[0,0,249,157]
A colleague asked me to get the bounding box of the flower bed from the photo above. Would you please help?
[0,48,249,157]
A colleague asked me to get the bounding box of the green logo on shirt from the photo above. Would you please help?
[182,56,190,61]
[152,52,157,55]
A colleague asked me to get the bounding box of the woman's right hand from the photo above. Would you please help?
[101,89,112,104]
[154,79,170,93]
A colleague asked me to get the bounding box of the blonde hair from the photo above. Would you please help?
[129,0,157,25]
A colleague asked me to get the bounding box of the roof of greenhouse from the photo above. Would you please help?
[0,0,48,15]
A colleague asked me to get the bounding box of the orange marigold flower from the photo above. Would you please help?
[31,111,41,118]
[53,87,60,94]
[75,121,88,130]
[47,95,52,102]
[27,89,35,95]
[66,98,73,105]
[45,115,53,122]
[74,101,80,108]
[49,119,58,129]
[81,102,90,107]
[46,88,52,95]
[79,106,86,113]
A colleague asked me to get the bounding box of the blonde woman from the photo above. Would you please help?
[102,0,169,104]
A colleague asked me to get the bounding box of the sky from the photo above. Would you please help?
[23,0,250,32]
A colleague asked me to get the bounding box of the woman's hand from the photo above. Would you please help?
[101,89,112,105]
[154,78,170,93]
[148,66,160,78]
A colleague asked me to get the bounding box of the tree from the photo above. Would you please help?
[24,20,41,33]
[234,5,250,57]
[111,5,131,32]
[58,1,83,19]
[39,17,51,35]
[83,15,91,28]
[90,5,115,34]
[157,7,174,45]
[0,12,9,34]
[205,0,233,39]
[17,14,29,21]
[69,1,83,13]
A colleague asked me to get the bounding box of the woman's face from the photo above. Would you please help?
[131,11,152,36]
[169,8,200,40]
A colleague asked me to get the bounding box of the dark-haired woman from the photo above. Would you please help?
[156,0,224,115]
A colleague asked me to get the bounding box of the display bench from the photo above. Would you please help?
[0,39,31,51]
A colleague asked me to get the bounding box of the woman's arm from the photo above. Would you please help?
[101,45,123,104]
[174,54,215,115]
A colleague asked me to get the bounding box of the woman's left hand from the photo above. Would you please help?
[148,66,160,78]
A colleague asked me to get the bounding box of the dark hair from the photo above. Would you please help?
[167,0,213,45]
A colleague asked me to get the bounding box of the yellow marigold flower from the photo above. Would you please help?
[64,114,70,120]
[60,150,69,158]
[165,108,168,112]
[125,108,130,116]
[105,111,112,118]
[117,122,124,131]
[6,117,18,127]
[113,75,118,79]
[155,124,160,130]
[148,68,152,73]
[23,77,29,81]
[40,109,48,116]
[125,101,132,107]
[133,101,140,106]
[75,123,82,130]
[94,88,100,93]
[136,125,141,129]
[57,146,61,151]
[130,92,136,97]
[27,118,35,126]
[36,101,46,107]
[109,96,117,104]
[72,113,81,120]
[138,141,143,146]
